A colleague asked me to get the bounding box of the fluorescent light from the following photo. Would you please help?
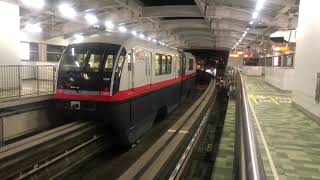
[25,23,42,33]
[118,26,127,33]
[85,14,98,25]
[249,21,254,25]
[73,33,83,38]
[59,4,77,18]
[252,11,259,19]
[152,39,157,43]
[131,31,137,36]
[246,28,250,31]
[105,21,114,29]
[147,37,152,41]
[256,0,265,11]
[139,33,145,39]
[21,0,45,9]
[74,34,84,43]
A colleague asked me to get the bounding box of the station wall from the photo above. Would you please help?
[293,0,320,118]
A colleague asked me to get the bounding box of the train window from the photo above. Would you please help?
[161,55,167,75]
[166,55,172,74]
[155,54,161,76]
[88,54,102,72]
[189,59,194,70]
[105,55,114,70]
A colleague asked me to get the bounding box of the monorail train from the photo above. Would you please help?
[54,32,197,145]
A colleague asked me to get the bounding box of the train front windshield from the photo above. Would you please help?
[58,43,125,92]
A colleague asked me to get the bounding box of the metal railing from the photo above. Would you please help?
[0,65,56,101]
[228,67,266,180]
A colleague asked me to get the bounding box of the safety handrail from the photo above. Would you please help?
[229,67,266,180]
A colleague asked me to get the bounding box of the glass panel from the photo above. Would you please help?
[58,43,123,91]
[283,54,294,67]
[189,59,194,70]
[266,57,272,67]
[273,56,281,67]
[155,53,161,76]
[166,55,172,74]
[161,55,167,75]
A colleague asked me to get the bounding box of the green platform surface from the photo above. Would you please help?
[211,99,235,180]
[244,76,320,180]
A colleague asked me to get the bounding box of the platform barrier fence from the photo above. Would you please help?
[0,65,56,101]
[228,66,266,180]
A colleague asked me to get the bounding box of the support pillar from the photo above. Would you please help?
[0,1,20,91]
[293,0,320,118]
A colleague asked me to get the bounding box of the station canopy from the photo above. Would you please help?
[19,0,299,50]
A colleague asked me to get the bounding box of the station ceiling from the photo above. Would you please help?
[18,0,300,50]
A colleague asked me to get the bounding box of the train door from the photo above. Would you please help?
[146,52,152,88]
[128,49,134,94]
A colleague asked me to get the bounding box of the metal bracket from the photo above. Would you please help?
[315,72,320,104]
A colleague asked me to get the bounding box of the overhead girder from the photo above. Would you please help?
[142,5,202,18]
[159,19,208,29]
[205,0,293,8]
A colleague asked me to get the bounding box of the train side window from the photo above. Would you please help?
[161,55,167,75]
[189,59,194,70]
[155,53,161,76]
[166,55,172,74]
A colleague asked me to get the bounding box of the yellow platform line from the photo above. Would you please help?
[269,97,280,105]
[249,95,258,105]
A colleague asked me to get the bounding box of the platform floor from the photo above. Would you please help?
[211,99,235,180]
[244,76,320,180]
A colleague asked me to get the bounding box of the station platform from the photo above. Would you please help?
[243,76,320,180]
[211,99,235,180]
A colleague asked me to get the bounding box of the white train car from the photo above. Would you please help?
[55,32,196,145]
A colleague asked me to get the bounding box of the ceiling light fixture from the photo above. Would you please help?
[131,30,137,36]
[105,21,115,29]
[118,26,127,33]
[249,21,254,25]
[139,33,145,39]
[85,14,98,25]
[21,0,45,9]
[59,4,77,18]
[252,11,259,19]
[255,0,266,11]
[25,23,42,33]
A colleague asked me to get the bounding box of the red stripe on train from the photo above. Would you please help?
[54,72,197,102]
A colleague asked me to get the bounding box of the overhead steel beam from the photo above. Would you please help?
[142,5,202,18]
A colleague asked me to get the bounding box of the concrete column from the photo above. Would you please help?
[0,1,20,91]
[293,0,320,118]
[0,1,20,65]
